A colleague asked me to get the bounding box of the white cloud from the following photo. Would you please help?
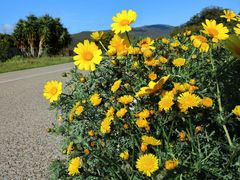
[0,24,15,34]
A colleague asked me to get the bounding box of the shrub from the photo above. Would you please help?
[44,9,240,179]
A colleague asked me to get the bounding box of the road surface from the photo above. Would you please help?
[0,63,73,179]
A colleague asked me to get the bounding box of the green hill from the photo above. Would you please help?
[70,24,174,49]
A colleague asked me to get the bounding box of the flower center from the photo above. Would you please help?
[120,19,130,26]
[50,87,58,95]
[83,51,94,61]
[208,28,219,37]
[196,36,208,43]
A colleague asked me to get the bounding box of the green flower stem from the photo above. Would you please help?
[209,48,233,147]
[126,32,131,45]
[99,40,108,52]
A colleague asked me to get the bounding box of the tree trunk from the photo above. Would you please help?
[29,41,35,57]
[38,37,44,57]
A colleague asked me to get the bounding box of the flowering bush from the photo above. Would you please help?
[44,9,240,179]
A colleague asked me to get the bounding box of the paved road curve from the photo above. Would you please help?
[0,63,73,179]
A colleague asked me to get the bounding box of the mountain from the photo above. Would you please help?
[70,24,174,49]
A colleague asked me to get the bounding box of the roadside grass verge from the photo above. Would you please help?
[0,56,72,73]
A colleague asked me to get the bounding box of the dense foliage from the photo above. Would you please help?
[13,14,71,57]
[0,33,20,62]
[45,9,240,179]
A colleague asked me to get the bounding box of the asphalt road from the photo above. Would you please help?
[0,63,73,179]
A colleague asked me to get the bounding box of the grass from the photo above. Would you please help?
[0,56,72,73]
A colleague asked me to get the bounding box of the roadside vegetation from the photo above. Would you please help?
[0,56,71,73]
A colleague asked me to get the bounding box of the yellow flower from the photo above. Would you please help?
[106,107,115,117]
[100,116,113,134]
[84,149,90,155]
[88,130,94,137]
[111,9,137,34]
[202,97,213,108]
[234,24,240,35]
[138,37,155,52]
[158,91,174,112]
[90,31,104,41]
[136,119,149,129]
[116,108,128,118]
[232,105,240,117]
[137,109,150,119]
[90,93,102,106]
[142,135,161,146]
[136,154,159,177]
[220,10,237,22]
[144,58,160,67]
[68,157,81,176]
[195,125,203,134]
[181,45,188,51]
[67,142,74,155]
[143,49,153,58]
[170,42,180,48]
[164,159,179,171]
[179,130,186,141]
[191,35,209,52]
[148,72,157,81]
[141,143,148,152]
[136,75,170,97]
[111,80,122,93]
[202,19,229,42]
[117,95,134,105]
[120,150,129,160]
[73,40,102,71]
[43,80,62,103]
[162,38,169,44]
[159,56,168,64]
[128,46,140,55]
[108,35,129,56]
[172,58,186,67]
[69,102,83,122]
[177,92,202,112]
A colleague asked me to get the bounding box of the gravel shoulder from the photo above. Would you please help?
[0,63,73,179]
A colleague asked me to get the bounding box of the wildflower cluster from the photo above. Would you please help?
[45,9,240,179]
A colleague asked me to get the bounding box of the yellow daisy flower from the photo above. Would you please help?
[116,108,128,118]
[191,35,209,52]
[164,159,179,171]
[148,72,157,81]
[90,31,104,41]
[142,135,161,146]
[136,119,149,129]
[220,10,237,22]
[100,116,113,134]
[68,157,81,176]
[201,97,213,108]
[111,79,122,93]
[73,40,102,71]
[232,105,240,117]
[177,92,202,113]
[144,58,160,67]
[43,80,62,103]
[67,142,74,155]
[136,153,159,177]
[159,56,168,64]
[202,19,229,42]
[120,150,129,160]
[111,9,137,34]
[69,102,84,122]
[234,24,240,35]
[162,38,170,44]
[158,91,174,112]
[90,93,102,106]
[108,35,129,56]
[136,75,170,97]
[138,37,155,52]
[117,95,134,105]
[172,58,186,67]
[137,109,150,119]
[106,107,115,117]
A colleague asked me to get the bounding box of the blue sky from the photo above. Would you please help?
[0,0,239,34]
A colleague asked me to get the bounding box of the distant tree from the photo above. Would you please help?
[0,33,20,62]
[171,6,227,36]
[13,14,71,57]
